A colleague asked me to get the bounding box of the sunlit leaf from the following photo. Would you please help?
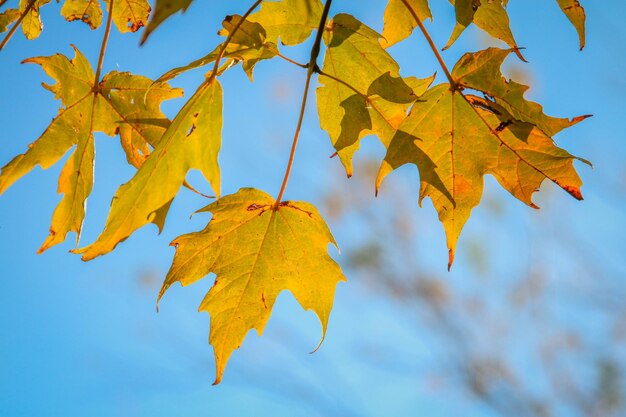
[159,187,346,385]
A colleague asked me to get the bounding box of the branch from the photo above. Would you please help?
[273,50,307,69]
[274,0,333,206]
[399,0,456,87]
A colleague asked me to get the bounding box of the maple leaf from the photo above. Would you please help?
[316,13,433,176]
[381,0,431,48]
[104,0,150,33]
[377,48,589,268]
[0,46,182,252]
[74,78,222,260]
[157,14,278,83]
[61,0,103,30]
[444,0,525,61]
[141,0,193,44]
[556,0,586,50]
[158,187,346,384]
[157,0,322,83]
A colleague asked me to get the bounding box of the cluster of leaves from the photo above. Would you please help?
[0,0,589,384]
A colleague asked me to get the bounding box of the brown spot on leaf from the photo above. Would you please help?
[127,19,145,32]
[495,120,512,132]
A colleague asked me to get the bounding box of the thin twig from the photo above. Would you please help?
[274,0,333,206]
[274,50,307,68]
[94,0,115,87]
[399,0,456,87]
[0,0,37,51]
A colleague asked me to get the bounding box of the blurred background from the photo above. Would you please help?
[1,1,625,416]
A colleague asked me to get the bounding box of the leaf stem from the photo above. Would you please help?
[207,0,263,83]
[274,50,307,68]
[277,55,366,100]
[0,0,37,51]
[274,0,333,206]
[94,0,115,87]
[399,0,456,88]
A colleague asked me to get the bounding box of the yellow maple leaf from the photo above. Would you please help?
[159,188,347,384]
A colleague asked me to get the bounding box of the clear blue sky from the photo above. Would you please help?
[0,1,625,416]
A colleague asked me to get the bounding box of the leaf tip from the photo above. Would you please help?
[571,114,592,125]
[564,185,583,201]
[447,248,455,271]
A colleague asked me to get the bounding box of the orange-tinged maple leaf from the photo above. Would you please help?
[377,49,590,268]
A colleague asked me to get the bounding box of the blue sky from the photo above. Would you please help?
[1,1,625,416]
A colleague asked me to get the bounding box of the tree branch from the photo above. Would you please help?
[94,0,115,88]
[274,0,333,206]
